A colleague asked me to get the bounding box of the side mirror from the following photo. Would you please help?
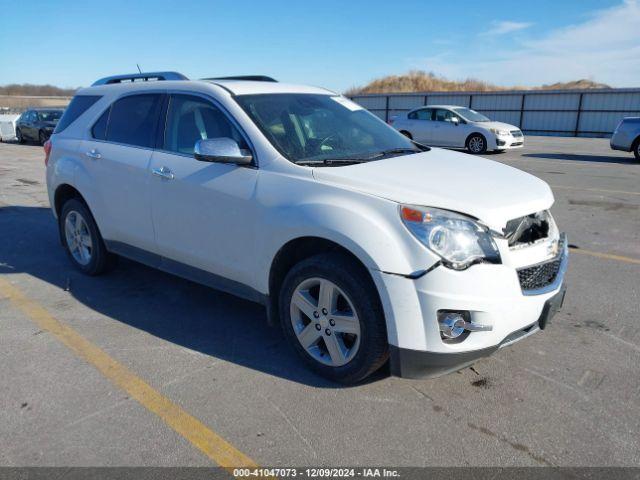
[450,116,460,125]
[194,138,253,165]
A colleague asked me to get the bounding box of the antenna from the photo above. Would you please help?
[136,64,142,74]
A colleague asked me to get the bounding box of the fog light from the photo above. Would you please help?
[439,312,467,339]
[496,139,506,146]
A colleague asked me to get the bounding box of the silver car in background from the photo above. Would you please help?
[390,105,524,154]
[610,117,640,161]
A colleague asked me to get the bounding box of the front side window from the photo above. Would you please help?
[163,95,247,155]
[236,94,417,164]
[435,109,455,122]
[37,111,62,122]
[106,94,163,148]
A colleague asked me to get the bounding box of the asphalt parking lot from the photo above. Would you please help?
[0,136,639,468]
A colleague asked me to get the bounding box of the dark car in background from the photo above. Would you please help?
[16,108,64,145]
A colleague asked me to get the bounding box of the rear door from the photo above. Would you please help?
[408,108,433,144]
[149,93,258,288]
[79,93,164,253]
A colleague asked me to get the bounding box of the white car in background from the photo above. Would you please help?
[391,105,524,154]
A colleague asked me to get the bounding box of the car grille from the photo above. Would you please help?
[511,130,523,137]
[517,236,565,292]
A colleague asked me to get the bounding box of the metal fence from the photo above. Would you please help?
[348,88,640,138]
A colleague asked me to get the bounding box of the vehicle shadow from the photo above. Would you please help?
[0,205,387,388]
[522,152,634,165]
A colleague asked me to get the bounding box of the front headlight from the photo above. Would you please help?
[490,128,510,136]
[400,205,501,270]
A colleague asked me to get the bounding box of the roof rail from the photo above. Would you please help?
[203,75,277,82]
[92,71,188,86]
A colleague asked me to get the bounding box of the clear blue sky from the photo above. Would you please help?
[1,0,638,91]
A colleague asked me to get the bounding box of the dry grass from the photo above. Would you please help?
[345,70,610,95]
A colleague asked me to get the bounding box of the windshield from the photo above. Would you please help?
[453,107,490,123]
[38,111,63,122]
[235,94,419,164]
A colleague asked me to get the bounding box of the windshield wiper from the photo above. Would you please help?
[365,148,421,160]
[295,157,370,167]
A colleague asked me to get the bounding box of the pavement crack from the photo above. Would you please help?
[257,392,318,460]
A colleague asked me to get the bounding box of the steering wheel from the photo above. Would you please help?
[316,133,343,153]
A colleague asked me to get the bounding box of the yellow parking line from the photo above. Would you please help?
[0,277,258,473]
[569,247,640,265]
[551,184,640,196]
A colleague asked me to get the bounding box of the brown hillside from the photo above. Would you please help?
[0,84,77,97]
[346,71,610,95]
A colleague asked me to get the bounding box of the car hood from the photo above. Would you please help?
[312,148,553,230]
[471,120,518,131]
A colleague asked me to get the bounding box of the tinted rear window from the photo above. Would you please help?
[53,95,101,133]
[106,94,163,148]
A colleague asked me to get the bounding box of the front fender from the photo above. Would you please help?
[253,173,439,294]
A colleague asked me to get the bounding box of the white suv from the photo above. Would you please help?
[46,72,566,383]
[391,105,524,154]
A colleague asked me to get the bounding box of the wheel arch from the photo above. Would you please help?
[465,131,487,146]
[54,184,87,218]
[266,236,381,327]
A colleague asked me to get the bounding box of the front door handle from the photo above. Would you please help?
[152,166,174,180]
[85,149,101,159]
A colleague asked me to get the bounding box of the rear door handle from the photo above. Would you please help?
[152,166,174,180]
[85,149,101,159]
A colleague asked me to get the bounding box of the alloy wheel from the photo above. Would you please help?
[469,136,484,153]
[290,277,361,367]
[64,210,93,266]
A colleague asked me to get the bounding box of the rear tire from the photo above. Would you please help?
[633,138,640,162]
[466,134,487,154]
[16,128,25,144]
[60,198,114,276]
[279,252,389,384]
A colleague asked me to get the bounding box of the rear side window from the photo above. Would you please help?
[106,94,163,148]
[54,95,101,133]
[91,108,110,140]
[416,109,432,120]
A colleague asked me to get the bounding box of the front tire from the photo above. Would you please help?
[466,134,487,154]
[16,128,25,144]
[633,138,640,162]
[60,198,113,275]
[279,252,389,384]
[39,130,47,146]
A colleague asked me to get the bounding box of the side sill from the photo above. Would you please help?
[105,240,267,306]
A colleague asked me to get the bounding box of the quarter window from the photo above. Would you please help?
[163,95,247,155]
[106,94,163,148]
[91,108,110,140]
[54,95,101,133]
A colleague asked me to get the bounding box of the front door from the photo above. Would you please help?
[149,94,259,288]
[432,108,462,147]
